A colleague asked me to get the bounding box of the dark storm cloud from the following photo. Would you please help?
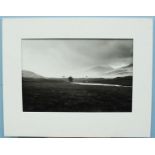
[63,39,133,66]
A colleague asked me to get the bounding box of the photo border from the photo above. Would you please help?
[1,17,154,137]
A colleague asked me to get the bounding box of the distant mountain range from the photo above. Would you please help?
[86,65,113,76]
[104,63,133,78]
[23,63,133,79]
[86,63,133,78]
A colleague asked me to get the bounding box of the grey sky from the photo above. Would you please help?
[22,39,133,78]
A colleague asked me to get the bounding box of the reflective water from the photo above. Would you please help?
[72,82,132,88]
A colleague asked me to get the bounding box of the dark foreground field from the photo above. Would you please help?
[22,77,132,112]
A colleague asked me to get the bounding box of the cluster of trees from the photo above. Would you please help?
[64,76,88,82]
[68,76,73,82]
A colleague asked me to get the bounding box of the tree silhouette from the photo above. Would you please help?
[68,76,73,82]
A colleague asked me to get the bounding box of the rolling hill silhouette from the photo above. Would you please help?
[86,63,133,78]
[22,70,44,78]
[86,65,113,77]
[105,63,133,78]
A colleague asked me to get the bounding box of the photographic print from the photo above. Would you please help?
[22,39,133,112]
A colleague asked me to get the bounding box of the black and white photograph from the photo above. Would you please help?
[22,39,133,112]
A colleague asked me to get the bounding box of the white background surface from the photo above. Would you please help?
[0,0,154,16]
[0,138,155,155]
[3,18,153,137]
